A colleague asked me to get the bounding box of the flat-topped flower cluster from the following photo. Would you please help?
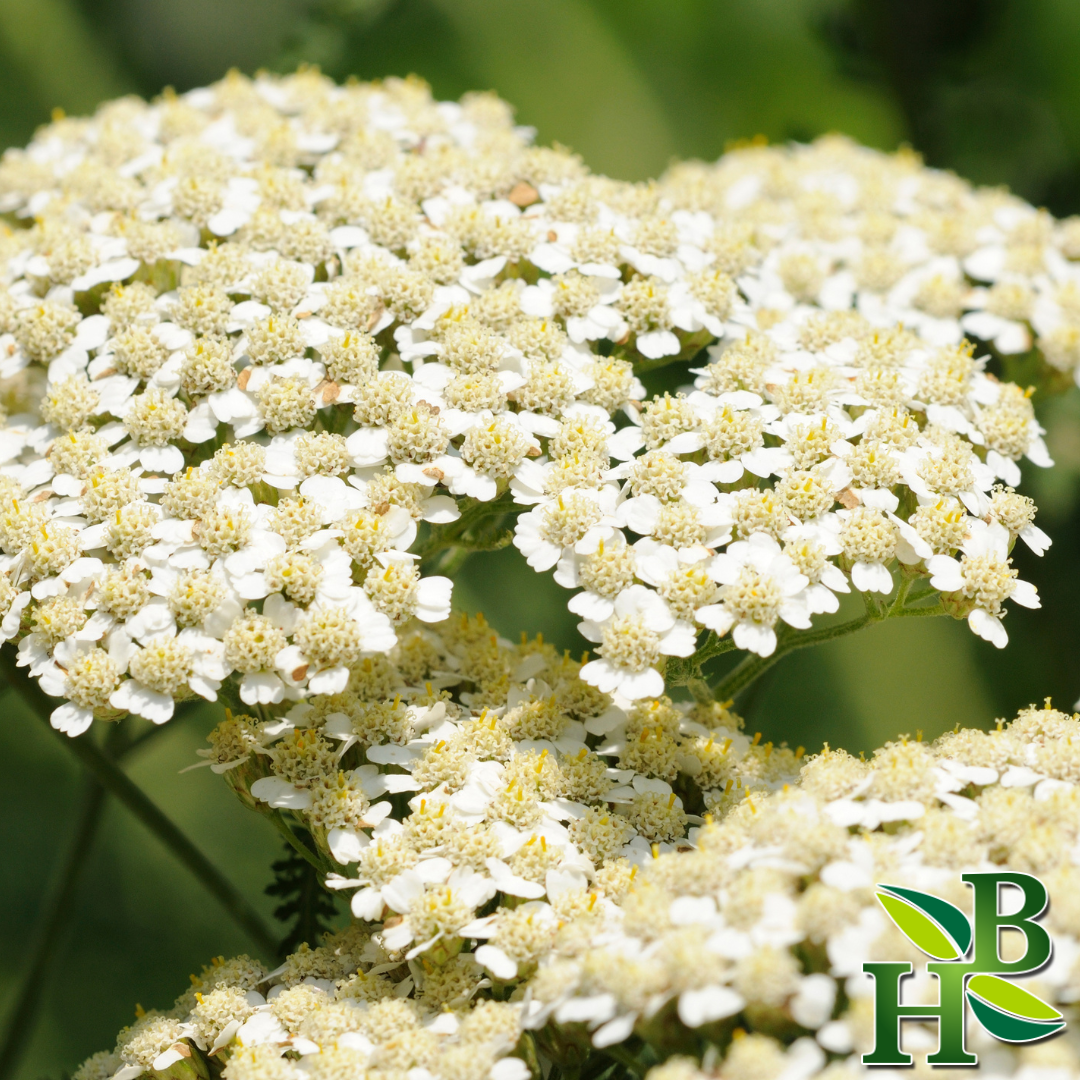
[198,614,796,949]
[73,934,533,1080]
[72,698,1080,1080]
[520,700,1080,1070]
[0,68,1064,733]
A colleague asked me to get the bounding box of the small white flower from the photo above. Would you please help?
[579,584,696,700]
[698,533,811,657]
[928,520,1039,647]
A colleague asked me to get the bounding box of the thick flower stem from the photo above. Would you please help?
[888,574,915,616]
[0,651,278,957]
[0,777,106,1080]
[892,600,947,617]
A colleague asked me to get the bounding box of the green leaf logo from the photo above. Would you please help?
[968,974,1062,1020]
[875,885,972,960]
[967,977,1065,1043]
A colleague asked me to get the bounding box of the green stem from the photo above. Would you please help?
[599,1043,648,1079]
[686,678,715,705]
[712,611,874,701]
[434,547,471,577]
[711,590,950,701]
[0,716,195,1080]
[116,707,196,758]
[888,574,914,617]
[414,497,524,562]
[1,651,278,957]
[665,631,737,695]
[892,600,947,617]
[267,810,327,875]
[692,630,737,668]
[0,778,106,1080]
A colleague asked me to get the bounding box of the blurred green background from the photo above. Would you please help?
[3,0,1080,1074]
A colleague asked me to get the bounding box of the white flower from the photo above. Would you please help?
[781,523,850,615]
[379,865,497,958]
[928,520,1039,647]
[620,497,732,564]
[513,487,619,572]
[108,627,227,723]
[698,533,811,656]
[579,584,696,700]
[556,531,636,622]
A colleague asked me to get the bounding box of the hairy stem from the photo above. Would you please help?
[711,590,950,701]
[686,678,715,705]
[665,630,737,696]
[892,600,947,617]
[414,496,524,564]
[888,573,914,616]
[0,650,278,957]
[432,545,474,578]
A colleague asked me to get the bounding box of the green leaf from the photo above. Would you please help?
[967,990,1065,1043]
[877,884,972,956]
[876,892,961,960]
[968,975,1062,1022]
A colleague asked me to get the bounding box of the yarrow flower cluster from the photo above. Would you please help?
[0,68,1067,740]
[74,699,1080,1080]
[8,64,1080,1080]
[73,935,532,1080]
[195,613,794,920]
[514,700,1080,1076]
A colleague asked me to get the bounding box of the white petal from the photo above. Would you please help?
[1010,578,1040,609]
[696,603,735,635]
[678,986,745,1027]
[351,887,387,921]
[50,703,94,737]
[490,1058,532,1080]
[927,555,964,593]
[592,1012,638,1047]
[307,665,350,695]
[327,828,366,864]
[476,944,518,981]
[109,680,174,723]
[968,607,1008,648]
[732,620,776,657]
[151,1049,186,1072]
[658,621,697,657]
[851,560,893,594]
[415,576,453,622]
[250,776,311,810]
[617,666,665,700]
[239,671,285,705]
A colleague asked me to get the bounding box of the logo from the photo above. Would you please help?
[863,872,1064,1067]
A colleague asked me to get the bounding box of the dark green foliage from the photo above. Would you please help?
[265,842,338,958]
